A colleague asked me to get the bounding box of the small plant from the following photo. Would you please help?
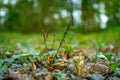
[110,63,119,71]
[0,59,7,73]
[62,42,80,52]
[57,17,73,54]
[73,56,81,72]
[49,50,57,57]
[104,53,113,61]
[54,72,66,80]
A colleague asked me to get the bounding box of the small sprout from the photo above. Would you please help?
[71,42,80,49]
[104,53,113,61]
[49,50,57,57]
[57,16,73,54]
[111,63,119,71]
[55,72,66,80]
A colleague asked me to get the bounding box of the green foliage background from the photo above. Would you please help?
[0,0,120,33]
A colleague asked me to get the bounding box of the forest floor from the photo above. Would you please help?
[0,27,120,80]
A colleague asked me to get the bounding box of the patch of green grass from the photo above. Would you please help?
[0,27,120,52]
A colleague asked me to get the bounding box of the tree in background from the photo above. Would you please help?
[81,0,101,32]
[104,0,120,27]
[0,0,120,33]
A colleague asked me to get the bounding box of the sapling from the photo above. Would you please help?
[57,16,73,54]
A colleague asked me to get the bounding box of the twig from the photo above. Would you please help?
[42,29,49,49]
[52,33,56,49]
[57,16,73,54]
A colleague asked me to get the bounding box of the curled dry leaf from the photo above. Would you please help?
[77,61,90,77]
[87,63,109,74]
[8,68,18,79]
[53,62,67,70]
[64,51,71,59]
[63,77,70,80]
[32,63,36,75]
[48,55,54,64]
[44,74,53,80]
[101,44,114,52]
[7,50,14,57]
[8,68,35,80]
[68,55,84,64]
[60,57,68,62]
[74,49,88,57]
[44,65,54,72]
[57,50,63,58]
[80,49,88,58]
[74,48,95,61]
[35,72,50,77]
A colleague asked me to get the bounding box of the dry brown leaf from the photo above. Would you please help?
[8,68,35,80]
[6,50,14,57]
[32,63,36,74]
[68,55,85,64]
[57,50,63,58]
[8,68,18,79]
[101,45,114,52]
[48,55,54,64]
[35,72,50,77]
[87,63,109,74]
[80,49,89,58]
[60,57,68,62]
[53,62,67,70]
[63,77,70,80]
[44,74,53,80]
[77,61,90,77]
[64,51,71,59]
[44,65,54,72]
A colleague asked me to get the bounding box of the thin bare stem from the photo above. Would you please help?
[52,33,56,49]
[57,16,73,54]
[42,29,48,49]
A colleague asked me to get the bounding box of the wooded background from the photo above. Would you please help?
[0,0,120,33]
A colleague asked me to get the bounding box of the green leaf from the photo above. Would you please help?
[55,72,66,80]
[39,52,44,57]
[0,59,4,68]
[50,50,57,57]
[104,53,113,61]
[4,51,11,55]
[111,63,119,71]
[71,42,80,49]
[97,52,107,59]
[62,46,71,51]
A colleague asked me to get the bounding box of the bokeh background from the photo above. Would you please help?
[0,0,120,33]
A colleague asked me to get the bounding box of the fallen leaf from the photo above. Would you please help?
[63,51,71,59]
[80,49,88,58]
[48,56,54,64]
[53,62,67,70]
[44,74,53,80]
[101,44,114,52]
[44,65,54,72]
[8,68,18,79]
[57,50,63,58]
[32,63,36,74]
[87,63,109,74]
[8,68,35,80]
[77,61,90,77]
[35,72,50,77]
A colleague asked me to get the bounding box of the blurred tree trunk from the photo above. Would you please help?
[81,0,100,32]
[104,0,120,27]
